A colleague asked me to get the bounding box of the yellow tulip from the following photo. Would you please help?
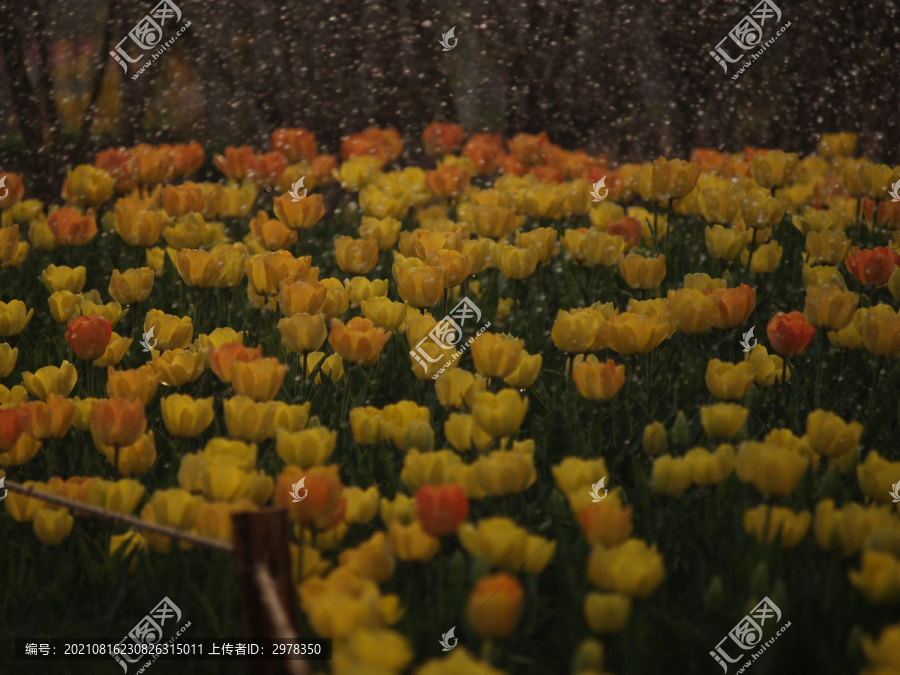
[470,449,536,495]
[231,357,287,402]
[139,488,199,553]
[857,451,900,504]
[471,332,524,379]
[276,427,337,467]
[651,456,693,497]
[96,431,158,476]
[705,225,747,261]
[360,297,406,332]
[278,313,327,353]
[93,332,132,368]
[642,421,668,457]
[387,519,440,563]
[23,361,77,399]
[705,359,754,401]
[586,539,665,598]
[639,157,701,201]
[471,389,528,438]
[152,348,207,387]
[41,264,86,293]
[751,150,799,189]
[503,352,542,388]
[359,216,402,250]
[584,593,632,634]
[848,551,900,603]
[685,444,735,485]
[700,403,748,439]
[606,312,671,355]
[0,342,18,378]
[161,394,214,437]
[618,253,666,290]
[744,505,810,547]
[33,508,75,546]
[143,309,193,351]
[741,190,786,229]
[735,441,809,497]
[0,300,33,336]
[805,230,851,266]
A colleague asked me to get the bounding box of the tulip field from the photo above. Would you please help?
[2,128,900,675]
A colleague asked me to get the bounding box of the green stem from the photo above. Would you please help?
[744,228,758,281]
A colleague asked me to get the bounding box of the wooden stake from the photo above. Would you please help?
[231,508,304,675]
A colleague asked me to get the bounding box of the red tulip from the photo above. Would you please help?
[415,484,469,537]
[844,246,900,286]
[0,407,26,452]
[767,311,816,356]
[66,315,112,361]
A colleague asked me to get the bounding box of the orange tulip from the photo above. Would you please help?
[0,408,26,452]
[340,132,389,167]
[0,172,26,209]
[95,148,134,191]
[129,144,174,184]
[22,394,75,440]
[508,132,550,166]
[767,311,816,356]
[710,285,756,329]
[415,485,469,537]
[90,398,147,448]
[278,279,327,316]
[171,142,204,177]
[249,210,298,251]
[529,164,566,184]
[47,207,98,246]
[207,343,264,384]
[66,315,112,361]
[573,357,626,401]
[466,572,525,638]
[605,217,643,250]
[275,465,346,530]
[577,502,634,547]
[425,165,470,200]
[334,236,379,275]
[422,122,466,157]
[461,133,505,176]
[273,193,325,230]
[212,145,256,181]
[844,246,900,286]
[329,317,391,366]
[271,127,318,163]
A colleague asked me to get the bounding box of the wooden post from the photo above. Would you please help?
[231,508,303,675]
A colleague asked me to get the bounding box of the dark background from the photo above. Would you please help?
[1,0,898,202]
